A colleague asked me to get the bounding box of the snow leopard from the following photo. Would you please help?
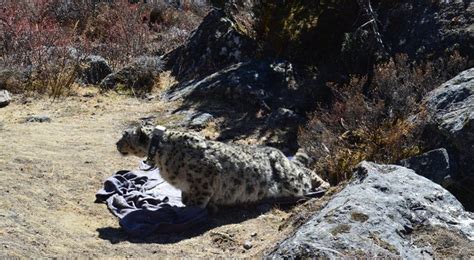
[116,123,329,210]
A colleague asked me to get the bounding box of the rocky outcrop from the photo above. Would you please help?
[377,1,473,62]
[163,58,310,153]
[421,68,473,210]
[78,55,112,85]
[217,1,473,73]
[424,68,473,174]
[164,9,256,82]
[100,56,163,93]
[0,90,12,108]
[399,148,453,186]
[164,60,303,112]
[266,161,474,259]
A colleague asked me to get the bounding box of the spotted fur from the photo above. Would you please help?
[116,124,329,210]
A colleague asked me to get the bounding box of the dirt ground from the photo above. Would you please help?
[0,90,327,258]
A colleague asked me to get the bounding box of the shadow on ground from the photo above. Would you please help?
[96,192,325,245]
[97,204,278,244]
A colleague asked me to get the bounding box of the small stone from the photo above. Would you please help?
[82,93,95,98]
[0,89,12,108]
[189,112,214,129]
[144,93,156,101]
[78,55,112,85]
[25,115,51,123]
[251,232,257,237]
[243,241,253,250]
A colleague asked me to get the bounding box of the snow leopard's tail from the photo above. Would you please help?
[292,148,330,190]
[292,148,312,167]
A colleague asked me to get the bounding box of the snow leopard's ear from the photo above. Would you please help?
[136,124,152,145]
[138,121,154,135]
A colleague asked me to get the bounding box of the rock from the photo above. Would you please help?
[243,241,253,250]
[164,9,256,82]
[172,111,214,130]
[265,108,303,127]
[164,60,302,111]
[0,90,12,108]
[25,115,51,123]
[164,60,307,153]
[424,68,474,172]
[266,162,474,259]
[399,148,453,186]
[378,1,473,62]
[422,68,474,210]
[78,55,112,85]
[189,112,214,129]
[100,56,163,93]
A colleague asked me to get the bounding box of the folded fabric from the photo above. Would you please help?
[95,169,208,237]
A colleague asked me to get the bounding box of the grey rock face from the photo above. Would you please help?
[100,56,163,93]
[266,108,303,127]
[164,60,301,111]
[78,55,112,85]
[25,115,51,123]
[164,9,256,82]
[188,112,214,129]
[163,60,306,153]
[0,89,12,108]
[399,148,453,186]
[266,161,474,259]
[422,68,474,210]
[377,1,473,62]
[425,68,474,168]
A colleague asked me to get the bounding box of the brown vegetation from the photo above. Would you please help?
[298,52,468,185]
[0,0,208,96]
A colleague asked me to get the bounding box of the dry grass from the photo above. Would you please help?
[0,93,303,258]
[153,70,177,93]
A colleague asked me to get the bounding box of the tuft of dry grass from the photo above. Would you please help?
[153,70,177,93]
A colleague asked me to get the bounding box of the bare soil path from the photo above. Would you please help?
[0,92,321,258]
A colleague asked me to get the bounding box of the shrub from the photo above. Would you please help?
[147,2,208,55]
[299,52,468,185]
[0,0,208,96]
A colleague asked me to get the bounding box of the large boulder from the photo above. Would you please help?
[214,1,473,73]
[163,59,309,153]
[164,60,304,112]
[422,68,474,210]
[424,68,473,172]
[266,162,474,259]
[163,9,256,82]
[399,148,453,186]
[368,1,473,63]
[78,55,112,85]
[100,56,163,93]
